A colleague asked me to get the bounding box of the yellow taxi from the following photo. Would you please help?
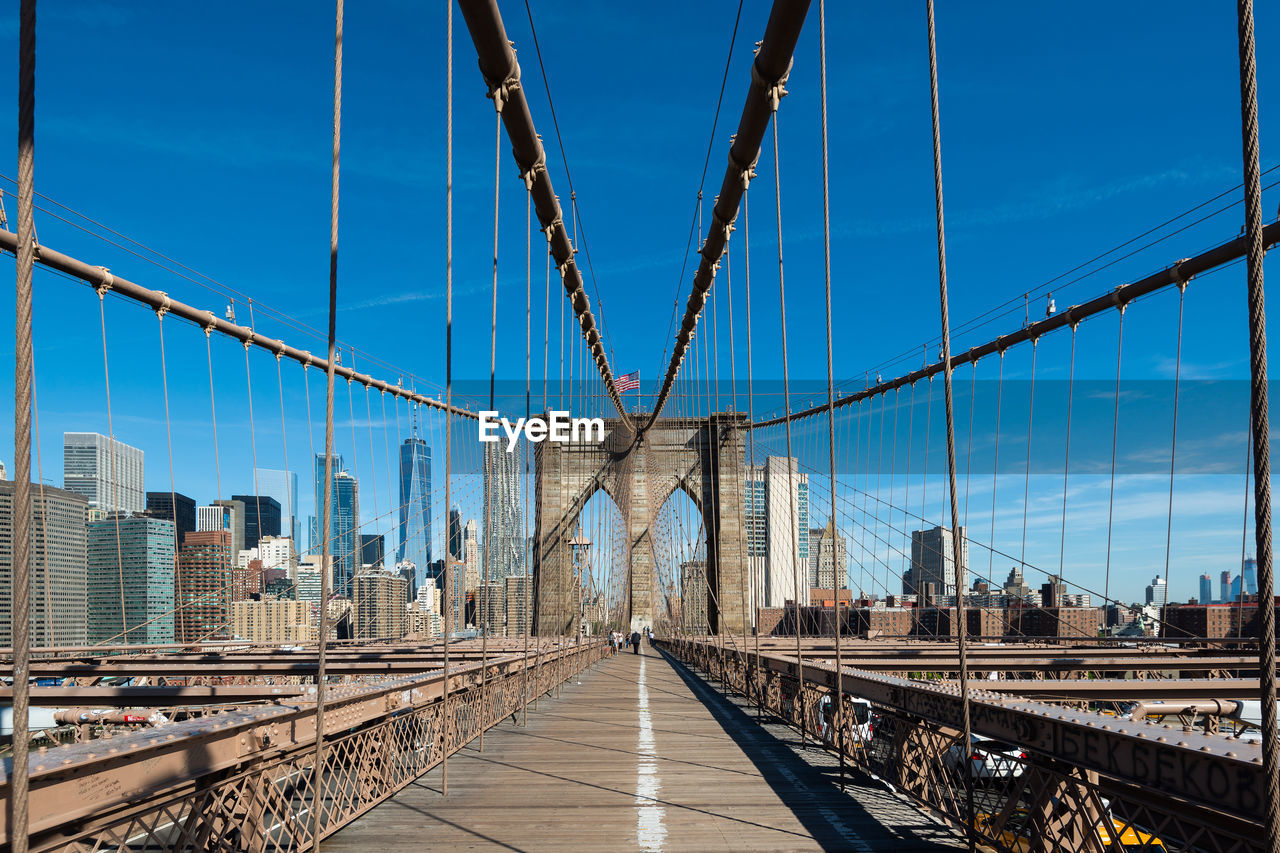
[973,810,1166,851]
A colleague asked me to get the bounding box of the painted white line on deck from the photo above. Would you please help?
[636,652,667,851]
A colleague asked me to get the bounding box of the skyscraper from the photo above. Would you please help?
[257,535,298,575]
[1221,571,1233,604]
[1242,558,1259,597]
[199,500,246,559]
[63,432,144,517]
[744,457,810,608]
[398,437,431,587]
[255,468,300,544]
[907,525,968,599]
[448,507,462,560]
[313,454,360,594]
[505,574,531,638]
[812,518,848,593]
[145,491,196,548]
[87,515,176,644]
[360,532,385,569]
[1145,576,1168,608]
[479,581,505,636]
[353,570,408,640]
[0,479,88,646]
[807,527,824,588]
[230,494,281,551]
[333,471,360,594]
[312,453,344,554]
[483,442,524,582]
[463,519,480,591]
[1199,574,1213,605]
[176,529,232,643]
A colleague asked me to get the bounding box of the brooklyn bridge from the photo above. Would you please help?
[1,1,1278,851]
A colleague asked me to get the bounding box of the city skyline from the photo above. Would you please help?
[14,428,1259,621]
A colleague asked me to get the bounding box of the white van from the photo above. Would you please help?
[819,694,874,748]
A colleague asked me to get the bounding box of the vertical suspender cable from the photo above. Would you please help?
[770,105,806,746]
[987,354,1003,585]
[480,100,502,753]
[276,356,294,567]
[1019,342,1037,580]
[925,2,974,848]
[1102,310,1125,608]
[523,185,532,726]
[11,0,36,847]
[1057,327,1077,584]
[158,314,181,641]
[311,0,341,845]
[728,238,751,682]
[442,0,454,796]
[97,297,128,640]
[816,0,845,791]
[1159,286,1185,631]
[742,190,762,717]
[1236,3,1280,849]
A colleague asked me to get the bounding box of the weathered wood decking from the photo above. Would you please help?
[323,644,964,852]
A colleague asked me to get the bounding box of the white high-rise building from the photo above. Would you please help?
[198,500,245,559]
[258,535,298,577]
[63,432,144,516]
[296,558,327,612]
[1145,576,1168,608]
[744,457,810,609]
[483,442,524,581]
[463,519,480,591]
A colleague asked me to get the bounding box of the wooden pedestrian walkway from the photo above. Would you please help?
[323,643,964,852]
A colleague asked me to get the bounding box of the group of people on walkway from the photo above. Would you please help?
[609,627,650,655]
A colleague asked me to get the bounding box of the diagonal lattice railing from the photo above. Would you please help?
[0,639,606,852]
[663,636,1263,853]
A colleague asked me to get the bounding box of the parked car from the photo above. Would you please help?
[943,736,1027,780]
[818,695,874,748]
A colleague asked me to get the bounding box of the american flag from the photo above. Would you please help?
[616,371,640,392]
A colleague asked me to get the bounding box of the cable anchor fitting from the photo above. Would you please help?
[94,268,114,298]
[752,58,792,112]
[520,153,546,192]
[486,58,521,114]
[544,218,563,244]
[155,292,172,319]
[1170,258,1192,292]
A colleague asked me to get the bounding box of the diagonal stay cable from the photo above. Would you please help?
[521,0,616,364]
[658,0,746,379]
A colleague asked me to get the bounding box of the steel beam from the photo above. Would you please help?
[755,219,1280,427]
[457,0,627,419]
[0,230,477,420]
[647,0,812,428]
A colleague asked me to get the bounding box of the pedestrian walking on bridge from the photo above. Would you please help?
[631,630,641,654]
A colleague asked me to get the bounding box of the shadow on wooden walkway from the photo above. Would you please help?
[323,643,964,852]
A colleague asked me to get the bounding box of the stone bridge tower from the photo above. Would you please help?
[532,412,748,636]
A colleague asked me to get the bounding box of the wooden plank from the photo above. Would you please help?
[324,645,963,852]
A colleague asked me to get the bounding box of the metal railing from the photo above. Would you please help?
[0,638,607,851]
[662,636,1262,853]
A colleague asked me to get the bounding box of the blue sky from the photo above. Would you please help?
[0,1,1278,605]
